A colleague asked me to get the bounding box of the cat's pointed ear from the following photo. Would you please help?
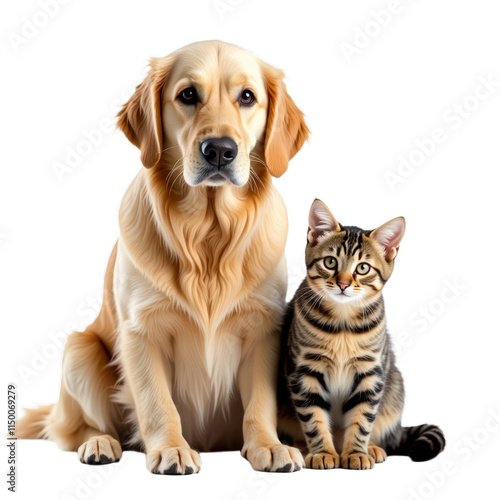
[307,199,341,245]
[370,217,406,261]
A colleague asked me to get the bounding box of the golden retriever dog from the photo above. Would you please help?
[16,40,309,474]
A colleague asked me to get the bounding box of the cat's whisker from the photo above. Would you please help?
[296,290,320,317]
[302,287,330,320]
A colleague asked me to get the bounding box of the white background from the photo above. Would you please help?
[2,0,499,499]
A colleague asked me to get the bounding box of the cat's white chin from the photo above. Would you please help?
[328,292,360,304]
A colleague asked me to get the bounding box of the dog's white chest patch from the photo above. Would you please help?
[172,325,242,424]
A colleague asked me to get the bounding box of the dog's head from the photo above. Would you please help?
[117,40,309,187]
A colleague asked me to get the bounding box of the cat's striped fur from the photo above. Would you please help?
[278,200,445,469]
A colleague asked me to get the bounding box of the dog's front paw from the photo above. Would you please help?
[341,451,375,470]
[305,451,340,469]
[242,443,304,472]
[146,446,201,475]
[78,435,122,465]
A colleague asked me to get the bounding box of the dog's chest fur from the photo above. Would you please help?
[114,174,288,449]
[115,252,285,450]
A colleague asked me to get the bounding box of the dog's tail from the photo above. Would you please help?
[15,404,54,439]
[386,424,446,462]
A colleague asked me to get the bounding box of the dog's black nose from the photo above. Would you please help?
[200,137,238,168]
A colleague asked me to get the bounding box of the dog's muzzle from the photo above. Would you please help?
[200,137,238,167]
[195,137,241,185]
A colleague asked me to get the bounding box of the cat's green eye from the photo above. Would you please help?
[356,263,371,275]
[324,256,337,270]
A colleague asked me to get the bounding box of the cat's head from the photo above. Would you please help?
[305,199,405,305]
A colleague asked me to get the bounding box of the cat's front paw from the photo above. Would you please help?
[341,452,375,470]
[305,452,340,469]
[368,445,387,463]
[242,443,304,472]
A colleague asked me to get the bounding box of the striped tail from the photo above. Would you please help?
[15,405,54,439]
[388,424,446,462]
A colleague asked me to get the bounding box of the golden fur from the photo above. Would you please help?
[16,40,309,474]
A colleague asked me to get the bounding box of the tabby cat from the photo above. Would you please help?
[278,199,445,470]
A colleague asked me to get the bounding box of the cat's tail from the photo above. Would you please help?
[387,424,446,462]
[15,404,54,439]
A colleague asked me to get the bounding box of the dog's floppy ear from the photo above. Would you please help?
[261,63,309,178]
[117,56,174,169]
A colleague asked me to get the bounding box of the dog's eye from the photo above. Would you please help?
[239,89,255,106]
[178,87,198,105]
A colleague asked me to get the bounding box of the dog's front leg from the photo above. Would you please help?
[239,332,304,472]
[120,329,201,475]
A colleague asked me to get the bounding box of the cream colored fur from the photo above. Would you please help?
[16,40,309,474]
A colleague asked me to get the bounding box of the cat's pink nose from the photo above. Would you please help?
[338,281,350,292]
